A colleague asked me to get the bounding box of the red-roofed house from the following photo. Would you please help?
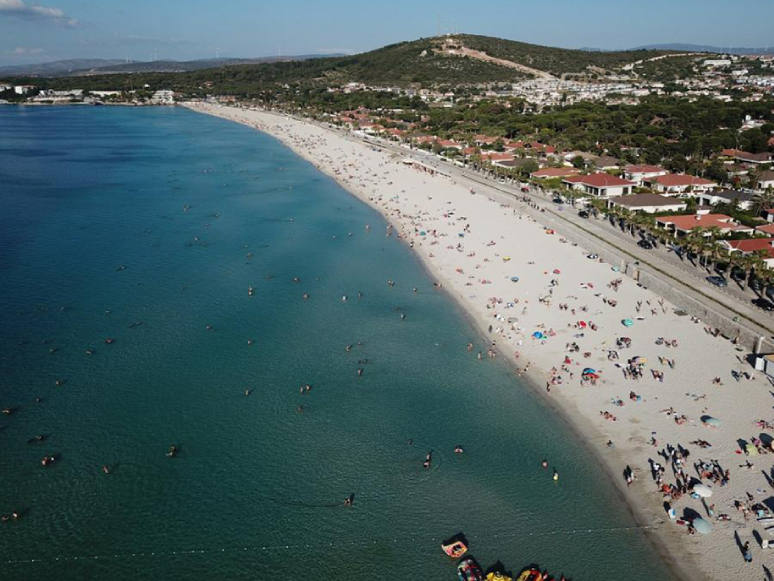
[531,167,581,180]
[656,213,754,236]
[474,135,499,146]
[720,238,774,267]
[436,139,463,150]
[734,151,773,165]
[623,164,668,185]
[755,223,774,236]
[480,152,515,163]
[643,174,718,195]
[562,173,635,198]
[758,170,774,191]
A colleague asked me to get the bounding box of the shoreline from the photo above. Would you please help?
[183,102,768,581]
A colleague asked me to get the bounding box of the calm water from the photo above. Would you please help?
[0,106,674,580]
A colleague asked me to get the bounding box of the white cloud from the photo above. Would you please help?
[13,46,44,55]
[0,0,78,27]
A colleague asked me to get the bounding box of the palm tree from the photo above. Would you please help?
[752,190,774,218]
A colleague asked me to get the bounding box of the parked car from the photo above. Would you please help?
[637,239,654,250]
[578,210,589,219]
[521,186,529,193]
[552,197,564,204]
[753,298,774,312]
[706,276,728,288]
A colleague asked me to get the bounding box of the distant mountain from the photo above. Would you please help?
[0,59,125,77]
[633,43,774,55]
[0,55,342,78]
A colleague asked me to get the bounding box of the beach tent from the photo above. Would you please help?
[746,444,759,456]
[622,319,634,327]
[693,483,713,498]
[701,416,722,427]
[510,277,520,283]
[692,518,712,534]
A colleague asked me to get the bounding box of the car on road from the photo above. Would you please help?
[521,187,529,193]
[637,239,654,250]
[552,197,564,204]
[578,210,589,219]
[753,298,774,312]
[706,275,728,288]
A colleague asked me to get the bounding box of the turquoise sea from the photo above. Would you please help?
[0,106,675,580]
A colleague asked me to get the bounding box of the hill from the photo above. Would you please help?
[0,59,125,77]
[0,55,340,78]
[9,35,704,94]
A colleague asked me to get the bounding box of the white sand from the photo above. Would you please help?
[186,102,774,580]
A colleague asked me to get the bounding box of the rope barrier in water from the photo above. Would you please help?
[3,523,659,565]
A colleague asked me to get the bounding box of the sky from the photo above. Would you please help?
[1,0,773,66]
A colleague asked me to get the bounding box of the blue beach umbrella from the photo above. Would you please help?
[622,319,634,327]
[583,368,596,375]
[532,332,544,339]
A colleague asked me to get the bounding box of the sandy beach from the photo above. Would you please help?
[186,101,774,580]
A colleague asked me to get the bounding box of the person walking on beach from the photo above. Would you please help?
[742,541,752,563]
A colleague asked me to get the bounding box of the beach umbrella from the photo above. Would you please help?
[420,230,426,236]
[510,276,520,283]
[622,319,634,327]
[532,332,544,339]
[553,269,561,274]
[583,368,596,375]
[578,321,587,328]
[633,356,647,364]
[693,483,713,498]
[746,444,758,456]
[692,518,712,534]
[701,416,721,427]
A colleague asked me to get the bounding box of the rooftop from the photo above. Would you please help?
[649,174,717,187]
[609,193,685,207]
[656,213,750,232]
[563,173,635,187]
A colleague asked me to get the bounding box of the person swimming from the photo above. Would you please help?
[344,493,355,507]
[166,445,178,458]
[455,445,464,454]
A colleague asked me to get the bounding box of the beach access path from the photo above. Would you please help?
[186,102,774,581]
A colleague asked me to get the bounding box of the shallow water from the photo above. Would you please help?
[0,106,675,580]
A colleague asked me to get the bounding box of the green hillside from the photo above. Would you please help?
[455,34,680,76]
[9,34,698,94]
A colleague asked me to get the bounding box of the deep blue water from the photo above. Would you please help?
[0,105,675,580]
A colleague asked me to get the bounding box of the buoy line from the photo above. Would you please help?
[4,523,659,566]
